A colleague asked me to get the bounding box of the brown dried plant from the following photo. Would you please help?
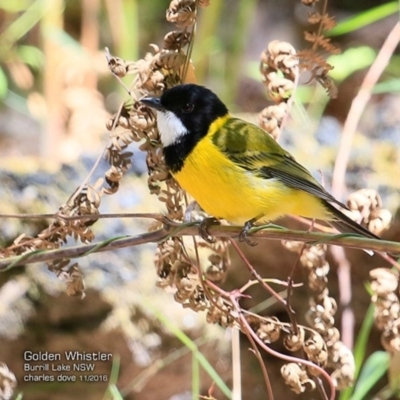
[105,0,232,327]
[255,1,394,396]
[0,362,17,400]
[298,0,340,98]
[0,0,231,304]
[258,0,340,142]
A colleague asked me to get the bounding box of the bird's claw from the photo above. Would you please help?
[239,219,258,246]
[199,217,220,243]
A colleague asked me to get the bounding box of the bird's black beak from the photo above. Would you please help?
[140,96,166,112]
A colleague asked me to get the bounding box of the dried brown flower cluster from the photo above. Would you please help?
[281,362,316,394]
[0,362,16,400]
[155,236,232,326]
[248,313,328,394]
[259,40,299,140]
[258,0,339,142]
[277,187,393,393]
[107,0,232,321]
[297,0,339,97]
[282,241,355,391]
[370,268,400,353]
[0,0,222,300]
[0,184,103,297]
[258,31,354,395]
[346,189,392,236]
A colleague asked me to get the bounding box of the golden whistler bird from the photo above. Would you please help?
[141,84,379,241]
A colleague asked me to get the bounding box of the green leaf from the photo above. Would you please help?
[16,45,44,69]
[0,0,50,44]
[107,384,124,400]
[327,2,399,36]
[340,302,375,400]
[351,351,390,400]
[373,79,400,94]
[149,304,232,398]
[0,66,8,100]
[328,46,376,82]
[0,0,32,13]
[353,304,375,376]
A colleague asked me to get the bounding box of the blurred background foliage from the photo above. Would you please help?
[0,1,400,399]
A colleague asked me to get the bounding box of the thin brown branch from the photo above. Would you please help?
[1,223,399,270]
[243,326,274,400]
[230,294,336,400]
[0,212,163,221]
[332,22,400,197]
[229,238,288,306]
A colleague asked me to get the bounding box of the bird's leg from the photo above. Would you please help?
[184,200,200,223]
[239,214,264,246]
[199,217,220,243]
[184,201,220,243]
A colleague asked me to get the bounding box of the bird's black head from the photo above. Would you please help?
[141,84,229,147]
[160,84,228,134]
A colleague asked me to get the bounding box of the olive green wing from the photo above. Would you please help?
[212,117,346,208]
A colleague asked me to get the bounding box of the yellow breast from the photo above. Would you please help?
[172,129,327,225]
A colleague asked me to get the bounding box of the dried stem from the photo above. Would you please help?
[230,294,337,400]
[332,22,400,197]
[1,222,399,270]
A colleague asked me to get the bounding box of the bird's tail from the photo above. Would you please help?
[324,202,380,240]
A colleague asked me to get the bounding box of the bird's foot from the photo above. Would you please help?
[239,218,259,246]
[199,217,220,243]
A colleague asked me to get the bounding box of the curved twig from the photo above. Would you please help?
[1,222,399,270]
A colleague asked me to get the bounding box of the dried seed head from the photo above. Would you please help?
[308,269,328,292]
[368,209,392,235]
[260,40,298,112]
[258,103,288,140]
[370,268,399,296]
[381,329,400,352]
[261,40,298,81]
[348,188,382,211]
[206,301,235,327]
[164,31,191,50]
[268,40,296,58]
[256,317,281,343]
[282,240,304,253]
[347,189,385,228]
[129,102,156,131]
[205,254,227,282]
[283,327,305,352]
[107,55,130,77]
[301,0,320,6]
[329,341,355,389]
[304,333,328,365]
[59,263,85,298]
[281,363,316,394]
[370,267,400,348]
[267,77,295,100]
[152,49,187,70]
[300,244,327,269]
[0,362,17,400]
[166,0,197,28]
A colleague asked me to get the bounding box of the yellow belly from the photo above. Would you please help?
[173,134,330,224]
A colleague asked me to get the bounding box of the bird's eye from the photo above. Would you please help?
[181,103,194,113]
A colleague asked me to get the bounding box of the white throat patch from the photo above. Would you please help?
[156,110,188,147]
